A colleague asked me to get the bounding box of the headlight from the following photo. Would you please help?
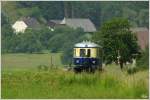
[92,61,96,64]
[76,60,79,63]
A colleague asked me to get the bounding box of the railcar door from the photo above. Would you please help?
[87,49,91,57]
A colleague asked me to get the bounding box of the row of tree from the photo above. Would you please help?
[2,1,149,28]
[2,13,89,64]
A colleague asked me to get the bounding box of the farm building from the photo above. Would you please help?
[47,17,97,33]
[130,27,149,50]
[12,17,41,33]
[47,19,64,31]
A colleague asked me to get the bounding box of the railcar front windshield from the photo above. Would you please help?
[80,49,86,57]
[80,49,91,57]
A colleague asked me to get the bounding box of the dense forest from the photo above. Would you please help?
[1,1,149,64]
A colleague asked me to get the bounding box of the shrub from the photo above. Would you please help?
[37,65,49,71]
[137,47,149,70]
[127,67,137,74]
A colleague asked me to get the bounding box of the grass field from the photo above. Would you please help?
[1,53,149,99]
[2,53,62,71]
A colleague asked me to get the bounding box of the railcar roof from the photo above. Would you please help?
[74,41,101,48]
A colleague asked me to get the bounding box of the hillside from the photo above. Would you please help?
[2,1,149,27]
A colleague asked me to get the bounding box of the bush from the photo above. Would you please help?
[137,47,149,70]
[37,65,49,71]
[127,67,138,74]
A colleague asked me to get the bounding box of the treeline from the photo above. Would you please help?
[2,1,149,28]
[2,13,89,64]
[2,26,88,53]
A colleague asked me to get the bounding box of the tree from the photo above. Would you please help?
[54,27,87,64]
[1,12,14,37]
[13,29,43,53]
[1,12,15,53]
[93,18,139,69]
[137,46,149,69]
[37,28,54,49]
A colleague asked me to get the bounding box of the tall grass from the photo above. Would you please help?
[2,68,149,99]
[2,54,149,98]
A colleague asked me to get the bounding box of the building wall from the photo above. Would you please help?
[131,28,149,50]
[12,21,28,33]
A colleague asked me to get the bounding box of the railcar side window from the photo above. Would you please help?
[97,48,99,57]
[74,49,76,57]
[87,49,91,57]
[80,49,86,57]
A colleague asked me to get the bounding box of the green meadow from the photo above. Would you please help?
[2,53,62,71]
[1,53,149,99]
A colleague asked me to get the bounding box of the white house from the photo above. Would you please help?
[12,17,40,34]
[12,21,28,33]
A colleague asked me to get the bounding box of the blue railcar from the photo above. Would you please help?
[73,41,102,73]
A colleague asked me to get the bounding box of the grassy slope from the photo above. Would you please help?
[1,53,149,99]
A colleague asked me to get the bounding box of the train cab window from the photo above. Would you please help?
[87,49,91,57]
[80,49,86,57]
